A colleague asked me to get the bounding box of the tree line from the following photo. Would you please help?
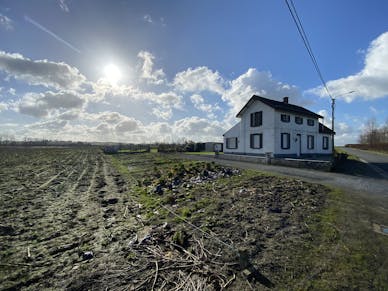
[358,118,388,145]
[352,118,388,151]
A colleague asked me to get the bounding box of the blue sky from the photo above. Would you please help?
[1,0,388,144]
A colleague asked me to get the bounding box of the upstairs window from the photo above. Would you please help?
[295,116,303,125]
[250,111,262,127]
[281,114,290,123]
[250,133,263,149]
[281,133,290,149]
[226,137,237,149]
[307,135,315,149]
[307,119,315,126]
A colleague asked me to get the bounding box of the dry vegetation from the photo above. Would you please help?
[0,147,387,290]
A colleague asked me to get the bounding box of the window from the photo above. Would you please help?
[250,133,263,149]
[250,111,262,127]
[307,135,315,149]
[295,116,303,124]
[307,119,315,126]
[281,133,290,149]
[281,114,290,122]
[226,137,237,149]
[323,136,329,150]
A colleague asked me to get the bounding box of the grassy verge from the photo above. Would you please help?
[335,147,360,160]
[284,188,388,289]
[184,151,221,155]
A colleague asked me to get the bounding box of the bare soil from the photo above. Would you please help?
[0,148,328,290]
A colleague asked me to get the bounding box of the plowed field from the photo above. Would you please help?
[1,147,330,290]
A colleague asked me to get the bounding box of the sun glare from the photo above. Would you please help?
[104,64,121,85]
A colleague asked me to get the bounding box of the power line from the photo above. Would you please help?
[284,0,333,99]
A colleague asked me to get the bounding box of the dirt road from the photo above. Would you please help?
[340,147,388,179]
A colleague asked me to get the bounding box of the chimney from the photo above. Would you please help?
[283,97,289,104]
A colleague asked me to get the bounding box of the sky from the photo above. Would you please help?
[1,0,388,145]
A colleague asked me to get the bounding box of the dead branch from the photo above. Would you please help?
[151,261,158,291]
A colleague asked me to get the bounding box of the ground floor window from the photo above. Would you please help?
[281,133,290,149]
[226,137,238,149]
[322,136,329,150]
[307,135,315,149]
[250,133,263,149]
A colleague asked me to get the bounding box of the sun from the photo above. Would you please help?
[103,64,121,85]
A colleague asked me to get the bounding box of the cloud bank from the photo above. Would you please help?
[309,32,388,102]
[0,51,86,90]
[1,50,304,143]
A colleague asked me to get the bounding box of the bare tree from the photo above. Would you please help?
[359,117,388,146]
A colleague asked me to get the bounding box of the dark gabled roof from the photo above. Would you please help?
[319,123,335,135]
[236,95,323,119]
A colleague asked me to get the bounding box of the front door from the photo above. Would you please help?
[296,134,301,157]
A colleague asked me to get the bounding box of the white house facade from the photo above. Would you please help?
[223,95,334,158]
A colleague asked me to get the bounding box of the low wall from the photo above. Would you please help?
[216,153,333,172]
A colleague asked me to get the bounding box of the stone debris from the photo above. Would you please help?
[82,251,94,260]
[152,165,240,195]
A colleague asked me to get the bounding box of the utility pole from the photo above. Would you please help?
[331,91,355,157]
[331,97,335,156]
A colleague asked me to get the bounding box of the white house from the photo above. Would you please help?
[223,95,334,158]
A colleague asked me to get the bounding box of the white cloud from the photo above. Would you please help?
[334,121,358,145]
[27,119,68,130]
[152,107,172,120]
[0,13,13,30]
[173,116,225,142]
[90,79,137,101]
[18,91,86,118]
[1,49,308,143]
[190,94,220,118]
[137,50,165,84]
[115,118,142,133]
[0,51,86,90]
[154,91,183,109]
[143,14,153,23]
[58,0,70,12]
[90,78,183,116]
[47,111,144,141]
[0,102,8,111]
[57,109,81,120]
[174,66,225,95]
[318,109,331,127]
[309,31,388,102]
[317,109,358,145]
[222,68,300,115]
[15,113,225,143]
[83,111,142,130]
[8,88,16,95]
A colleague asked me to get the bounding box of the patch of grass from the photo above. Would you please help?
[184,151,220,156]
[335,147,360,161]
[282,187,388,289]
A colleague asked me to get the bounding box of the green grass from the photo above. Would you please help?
[335,147,360,161]
[283,187,388,289]
[184,151,221,155]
